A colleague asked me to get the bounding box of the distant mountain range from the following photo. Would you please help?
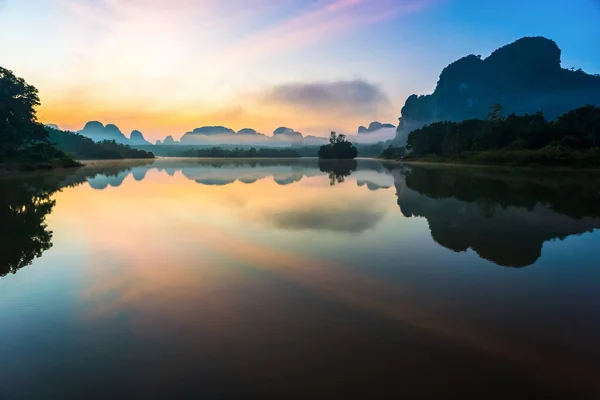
[68,120,396,147]
[394,36,600,145]
[78,121,151,145]
[180,126,304,145]
[54,118,398,148]
[48,36,600,150]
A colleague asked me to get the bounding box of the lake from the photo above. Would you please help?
[1,158,599,398]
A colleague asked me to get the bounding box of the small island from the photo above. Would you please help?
[318,132,358,159]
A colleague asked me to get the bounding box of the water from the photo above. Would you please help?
[1,158,599,398]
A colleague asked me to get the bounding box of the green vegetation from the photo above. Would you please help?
[318,132,358,159]
[181,146,300,158]
[356,142,388,158]
[383,105,600,167]
[381,145,406,159]
[48,128,154,160]
[394,37,600,144]
[0,67,80,171]
[147,142,384,159]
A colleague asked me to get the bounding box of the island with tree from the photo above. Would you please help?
[318,132,358,159]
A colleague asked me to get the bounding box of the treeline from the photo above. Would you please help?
[181,147,300,158]
[0,67,79,170]
[383,105,600,166]
[48,129,154,160]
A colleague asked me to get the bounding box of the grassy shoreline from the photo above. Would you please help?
[381,147,600,169]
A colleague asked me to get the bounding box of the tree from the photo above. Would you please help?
[318,132,358,159]
[486,103,505,122]
[329,131,338,145]
[0,67,49,159]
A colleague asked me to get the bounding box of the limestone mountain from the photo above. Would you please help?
[129,130,151,145]
[79,121,129,144]
[273,127,302,138]
[163,135,177,145]
[272,127,303,146]
[180,126,236,144]
[394,36,600,145]
[358,122,396,134]
[237,128,265,136]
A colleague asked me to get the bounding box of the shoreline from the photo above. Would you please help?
[379,158,600,172]
[5,155,600,176]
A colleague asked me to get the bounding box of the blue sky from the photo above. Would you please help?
[0,0,598,139]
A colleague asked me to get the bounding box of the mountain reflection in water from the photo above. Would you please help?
[3,158,599,275]
[1,159,600,397]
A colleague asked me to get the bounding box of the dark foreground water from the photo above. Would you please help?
[1,159,599,398]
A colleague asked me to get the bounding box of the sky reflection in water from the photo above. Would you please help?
[1,159,599,398]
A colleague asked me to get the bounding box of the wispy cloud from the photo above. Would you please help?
[28,0,436,138]
[55,0,435,67]
[215,0,434,64]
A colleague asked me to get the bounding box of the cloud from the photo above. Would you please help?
[261,79,391,115]
[215,0,436,64]
[29,0,436,139]
[265,204,386,233]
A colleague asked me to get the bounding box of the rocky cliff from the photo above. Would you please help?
[394,37,600,145]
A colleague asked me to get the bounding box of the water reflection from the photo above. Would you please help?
[318,159,357,186]
[394,166,600,267]
[2,159,600,397]
[0,177,55,277]
[2,159,600,279]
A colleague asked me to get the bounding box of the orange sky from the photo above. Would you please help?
[3,0,599,140]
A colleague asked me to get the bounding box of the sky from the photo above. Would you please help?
[1,0,599,141]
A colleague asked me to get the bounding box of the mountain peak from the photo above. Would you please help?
[395,36,600,145]
[79,121,128,143]
[358,121,396,134]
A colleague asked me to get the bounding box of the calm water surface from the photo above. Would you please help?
[1,158,599,398]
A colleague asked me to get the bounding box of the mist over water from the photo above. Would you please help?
[1,159,600,397]
[167,128,397,146]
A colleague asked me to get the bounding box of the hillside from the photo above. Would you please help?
[48,128,155,160]
[394,37,600,145]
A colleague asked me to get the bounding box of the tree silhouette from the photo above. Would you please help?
[0,66,78,168]
[399,105,600,165]
[318,159,357,185]
[0,67,49,159]
[0,178,56,277]
[318,132,358,159]
[486,103,505,122]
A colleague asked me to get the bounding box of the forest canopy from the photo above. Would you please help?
[383,104,600,167]
[48,128,155,160]
[0,67,79,170]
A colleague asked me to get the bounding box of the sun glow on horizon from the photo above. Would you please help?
[1,0,599,140]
